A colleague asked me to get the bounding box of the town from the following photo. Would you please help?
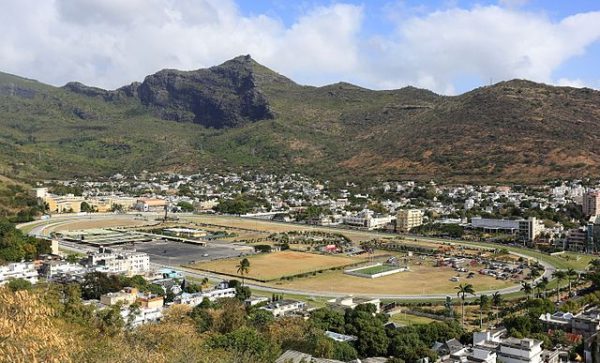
[3,171,600,362]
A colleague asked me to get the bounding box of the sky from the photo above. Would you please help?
[1,0,599,95]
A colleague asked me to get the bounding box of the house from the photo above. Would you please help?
[260,299,306,317]
[327,296,381,313]
[100,287,138,306]
[325,330,357,342]
[441,346,496,363]
[245,296,269,307]
[40,260,86,279]
[135,198,168,212]
[137,293,164,309]
[174,285,237,306]
[275,350,345,363]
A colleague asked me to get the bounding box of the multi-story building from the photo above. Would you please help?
[566,228,588,251]
[586,216,600,252]
[518,217,544,243]
[87,247,149,275]
[583,191,600,217]
[497,338,542,363]
[343,210,394,230]
[0,262,39,286]
[45,194,85,214]
[396,209,424,232]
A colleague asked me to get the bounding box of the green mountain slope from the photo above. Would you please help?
[1,56,600,183]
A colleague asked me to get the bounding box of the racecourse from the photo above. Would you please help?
[18,212,589,300]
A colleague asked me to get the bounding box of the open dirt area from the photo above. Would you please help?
[267,262,515,295]
[189,250,358,281]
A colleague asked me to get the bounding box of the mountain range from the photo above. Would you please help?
[1,54,599,183]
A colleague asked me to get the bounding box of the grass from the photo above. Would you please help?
[351,264,401,275]
[268,261,515,295]
[185,215,593,271]
[188,250,358,281]
[389,312,437,326]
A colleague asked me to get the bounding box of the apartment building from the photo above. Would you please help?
[87,247,149,275]
[343,210,394,230]
[518,217,544,243]
[583,190,600,217]
[396,209,424,232]
[497,338,543,363]
[0,262,39,286]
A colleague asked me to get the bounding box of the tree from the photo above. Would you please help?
[80,202,94,213]
[310,308,346,333]
[7,278,32,292]
[567,268,578,297]
[236,258,250,287]
[66,254,80,263]
[0,288,79,361]
[248,309,274,331]
[535,278,548,299]
[455,283,475,327]
[521,282,533,300]
[478,295,489,329]
[110,203,124,213]
[177,201,194,212]
[80,271,122,300]
[553,270,567,303]
[208,326,279,362]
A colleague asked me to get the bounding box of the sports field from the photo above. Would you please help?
[351,264,401,275]
[188,250,358,281]
[268,262,515,295]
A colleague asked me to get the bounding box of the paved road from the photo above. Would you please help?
[20,213,559,300]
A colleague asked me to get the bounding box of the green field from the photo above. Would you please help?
[389,313,437,326]
[352,264,401,275]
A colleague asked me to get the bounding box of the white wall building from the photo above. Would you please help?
[88,248,149,275]
[260,299,306,317]
[0,262,39,286]
[175,287,237,306]
[396,209,424,232]
[497,338,542,363]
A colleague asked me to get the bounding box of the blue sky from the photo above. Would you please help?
[1,0,599,94]
[234,0,600,92]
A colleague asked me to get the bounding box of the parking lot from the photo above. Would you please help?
[133,240,243,266]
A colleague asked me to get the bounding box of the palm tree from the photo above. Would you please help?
[236,258,250,287]
[455,283,476,327]
[491,291,503,327]
[529,267,542,281]
[535,278,548,299]
[553,270,567,303]
[567,268,578,297]
[521,281,533,300]
[478,294,489,329]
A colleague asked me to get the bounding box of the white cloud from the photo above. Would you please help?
[0,0,362,89]
[0,1,598,94]
[556,78,587,88]
[359,6,600,93]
